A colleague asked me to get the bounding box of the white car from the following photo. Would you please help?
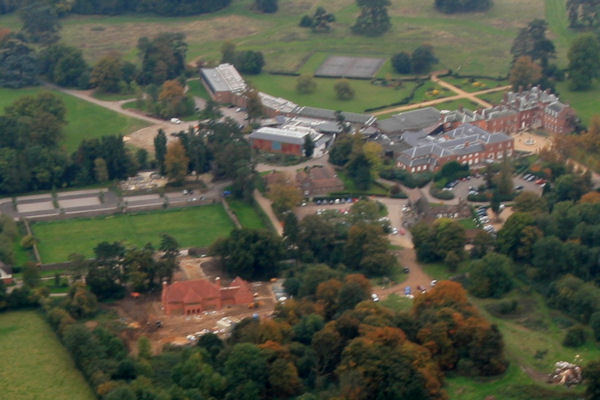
[170,118,182,124]
[430,280,438,287]
[371,293,380,302]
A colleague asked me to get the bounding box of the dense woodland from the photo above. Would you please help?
[0,0,231,16]
[434,0,492,14]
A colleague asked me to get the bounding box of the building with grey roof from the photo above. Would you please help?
[258,92,298,117]
[396,124,514,173]
[200,63,247,106]
[249,126,326,157]
[378,107,442,135]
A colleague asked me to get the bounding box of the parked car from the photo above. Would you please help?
[170,117,182,124]
[514,185,524,191]
[430,280,438,287]
[403,267,410,273]
[371,293,380,302]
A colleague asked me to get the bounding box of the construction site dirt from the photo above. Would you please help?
[105,256,276,355]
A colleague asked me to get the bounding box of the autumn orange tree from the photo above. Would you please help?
[164,140,189,185]
[412,281,508,376]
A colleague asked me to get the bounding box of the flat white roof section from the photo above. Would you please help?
[201,63,247,94]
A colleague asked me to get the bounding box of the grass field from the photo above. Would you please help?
[32,205,235,263]
[0,311,95,400]
[0,0,545,76]
[0,0,594,126]
[477,90,509,105]
[227,199,267,229]
[246,74,420,113]
[433,98,481,111]
[441,76,509,92]
[187,79,211,100]
[0,87,149,152]
[554,81,599,127]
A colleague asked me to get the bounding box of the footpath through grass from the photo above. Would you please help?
[33,205,235,263]
[0,311,95,400]
[227,199,267,230]
[0,87,149,152]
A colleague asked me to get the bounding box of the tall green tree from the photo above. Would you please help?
[137,33,187,85]
[568,33,600,90]
[510,19,556,67]
[154,129,167,175]
[411,45,438,74]
[255,0,277,13]
[469,252,513,298]
[90,54,123,93]
[210,228,284,280]
[585,360,600,400]
[0,35,38,88]
[38,44,88,87]
[352,0,391,36]
[303,135,315,158]
[19,1,60,45]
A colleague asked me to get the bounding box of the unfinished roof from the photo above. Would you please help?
[200,63,247,94]
[249,126,310,145]
[259,92,298,114]
[292,106,376,125]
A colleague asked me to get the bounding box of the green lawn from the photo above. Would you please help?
[477,90,509,105]
[554,81,600,127]
[0,311,96,400]
[432,98,481,111]
[0,87,149,152]
[246,74,419,113]
[0,0,545,77]
[187,79,211,100]
[336,170,389,195]
[457,218,477,230]
[544,0,599,126]
[440,76,509,92]
[380,293,412,312]
[227,199,267,229]
[32,205,235,263]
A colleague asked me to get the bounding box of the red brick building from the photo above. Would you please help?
[200,64,247,106]
[442,86,575,135]
[249,127,320,156]
[161,277,254,315]
[296,165,344,196]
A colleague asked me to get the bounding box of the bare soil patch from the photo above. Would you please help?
[106,259,275,354]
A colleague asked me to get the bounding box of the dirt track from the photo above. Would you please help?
[374,248,433,300]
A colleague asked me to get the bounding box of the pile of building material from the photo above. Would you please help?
[548,361,582,387]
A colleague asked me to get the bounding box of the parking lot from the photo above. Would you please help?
[442,173,544,202]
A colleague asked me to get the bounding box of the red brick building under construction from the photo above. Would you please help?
[161,277,254,315]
